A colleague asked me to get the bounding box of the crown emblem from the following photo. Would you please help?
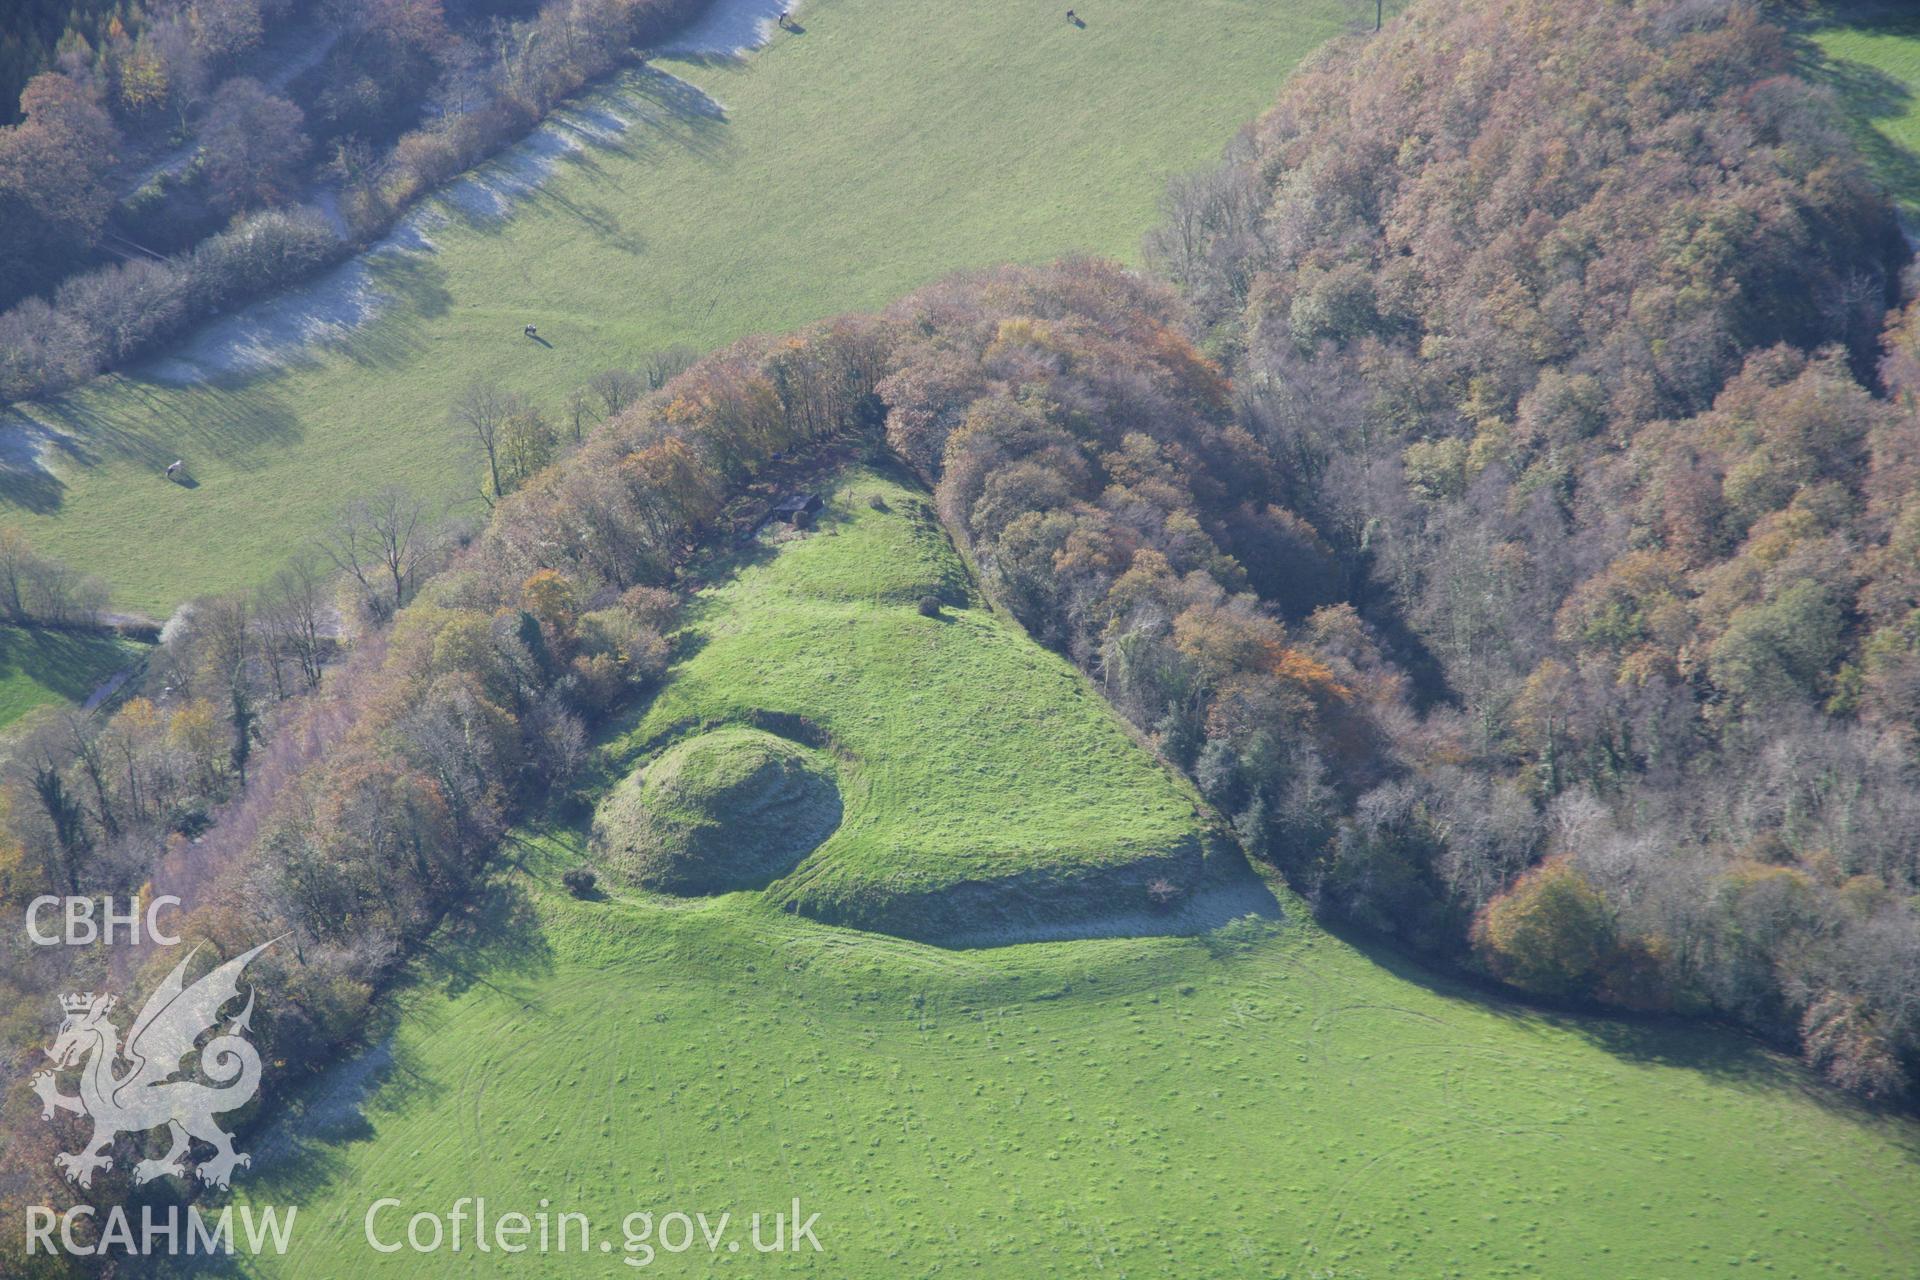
[60,993,96,1014]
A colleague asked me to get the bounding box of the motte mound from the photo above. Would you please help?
[591,727,841,894]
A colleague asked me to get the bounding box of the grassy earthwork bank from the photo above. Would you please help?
[606,469,1229,938]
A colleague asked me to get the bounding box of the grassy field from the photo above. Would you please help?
[3,0,1376,616]
[1813,7,1920,217]
[246,881,1920,1277]
[241,470,1920,1277]
[0,626,137,730]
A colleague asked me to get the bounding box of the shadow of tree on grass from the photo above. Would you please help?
[1318,913,1920,1157]
[1798,20,1920,216]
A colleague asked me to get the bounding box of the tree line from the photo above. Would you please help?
[1142,0,1919,1096]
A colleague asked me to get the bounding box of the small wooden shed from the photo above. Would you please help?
[772,492,823,526]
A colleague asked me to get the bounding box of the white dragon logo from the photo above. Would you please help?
[32,940,273,1191]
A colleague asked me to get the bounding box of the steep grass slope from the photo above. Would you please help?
[2,0,1376,615]
[610,468,1233,939]
[241,481,1920,1276]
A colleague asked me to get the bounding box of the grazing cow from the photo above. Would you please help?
[524,323,538,338]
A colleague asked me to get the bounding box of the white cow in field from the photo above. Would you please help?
[165,460,182,479]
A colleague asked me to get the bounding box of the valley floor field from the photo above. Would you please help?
[236,465,1920,1279]
[247,854,1920,1277]
[0,0,1375,616]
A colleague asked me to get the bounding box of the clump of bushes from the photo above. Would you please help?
[1470,858,1614,999]
[113,617,163,643]
[342,0,709,242]
[917,596,943,618]
[0,208,342,402]
[562,867,598,898]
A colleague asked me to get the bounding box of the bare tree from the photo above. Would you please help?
[526,692,588,783]
[564,386,592,444]
[63,710,118,842]
[1140,146,1266,322]
[642,345,697,392]
[320,486,428,616]
[14,715,91,893]
[452,379,509,501]
[190,593,255,695]
[0,526,34,621]
[370,486,430,610]
[587,368,642,419]
[34,559,108,627]
[260,549,331,694]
